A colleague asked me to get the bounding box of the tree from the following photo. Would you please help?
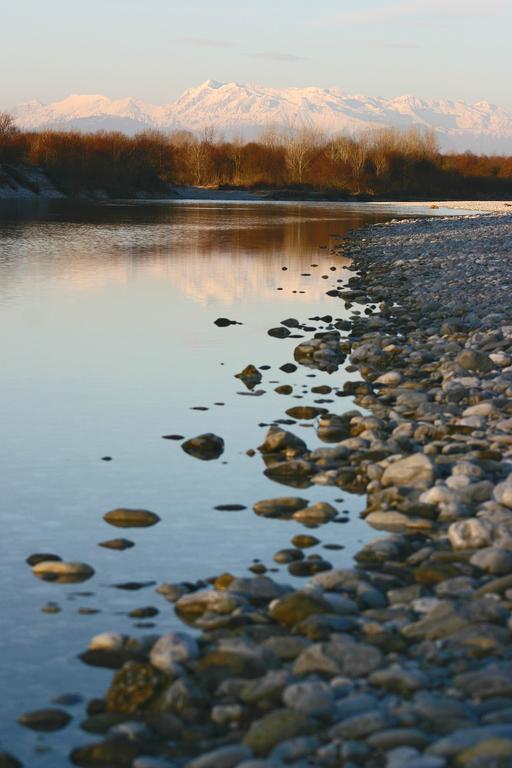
[0,112,18,137]
[284,129,322,185]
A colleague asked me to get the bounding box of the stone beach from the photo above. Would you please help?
[8,211,512,768]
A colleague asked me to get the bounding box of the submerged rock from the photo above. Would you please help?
[181,433,224,460]
[18,708,71,731]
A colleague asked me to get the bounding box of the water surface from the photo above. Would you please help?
[0,199,439,765]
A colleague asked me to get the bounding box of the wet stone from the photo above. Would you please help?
[181,433,224,461]
[99,538,135,550]
[103,508,160,528]
[18,708,72,732]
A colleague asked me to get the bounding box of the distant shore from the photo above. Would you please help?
[1,166,511,213]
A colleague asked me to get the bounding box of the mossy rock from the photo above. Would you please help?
[243,708,316,755]
[106,661,163,714]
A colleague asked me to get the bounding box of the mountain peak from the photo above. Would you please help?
[10,81,512,153]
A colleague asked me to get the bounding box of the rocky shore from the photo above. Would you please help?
[8,212,512,768]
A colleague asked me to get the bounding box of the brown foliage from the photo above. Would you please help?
[0,117,511,198]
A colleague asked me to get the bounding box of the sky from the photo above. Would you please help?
[1,0,511,109]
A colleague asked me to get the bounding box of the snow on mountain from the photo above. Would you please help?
[11,80,512,153]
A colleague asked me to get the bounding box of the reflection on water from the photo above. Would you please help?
[0,199,401,766]
[0,201,377,304]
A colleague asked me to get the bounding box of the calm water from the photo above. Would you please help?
[0,199,442,765]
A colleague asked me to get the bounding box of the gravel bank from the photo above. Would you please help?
[21,213,512,768]
[376,200,512,213]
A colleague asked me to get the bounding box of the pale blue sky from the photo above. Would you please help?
[1,0,511,108]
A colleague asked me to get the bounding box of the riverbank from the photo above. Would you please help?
[7,212,512,768]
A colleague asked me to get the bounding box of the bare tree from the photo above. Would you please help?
[0,112,18,137]
[284,128,322,184]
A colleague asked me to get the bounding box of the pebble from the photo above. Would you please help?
[103,508,160,528]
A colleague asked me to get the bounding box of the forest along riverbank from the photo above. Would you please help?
[20,212,512,768]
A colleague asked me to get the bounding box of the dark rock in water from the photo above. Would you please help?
[311,385,332,394]
[26,553,62,567]
[0,752,22,768]
[128,606,159,618]
[79,648,145,670]
[41,601,61,613]
[275,384,293,395]
[52,693,84,706]
[70,739,140,767]
[103,508,160,528]
[18,708,71,732]
[214,504,247,511]
[264,460,314,488]
[292,534,320,548]
[281,318,300,328]
[214,317,242,327]
[273,548,305,564]
[98,538,134,551]
[182,433,224,460]
[190,406,208,411]
[112,581,155,591]
[286,406,327,419]
[79,712,127,734]
[288,559,332,577]
[258,426,308,455]
[235,364,262,390]
[101,456,112,461]
[280,363,298,373]
[268,327,291,339]
[162,434,184,440]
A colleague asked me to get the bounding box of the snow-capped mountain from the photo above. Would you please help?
[11,80,512,153]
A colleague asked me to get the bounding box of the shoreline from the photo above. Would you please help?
[12,212,512,768]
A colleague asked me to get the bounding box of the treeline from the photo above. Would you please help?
[1,112,512,198]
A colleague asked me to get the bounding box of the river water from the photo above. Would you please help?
[0,199,449,765]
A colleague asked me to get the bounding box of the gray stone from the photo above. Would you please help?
[381,454,434,489]
[149,632,198,672]
[282,681,334,718]
[185,745,252,768]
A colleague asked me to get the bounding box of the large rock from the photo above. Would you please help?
[106,662,162,714]
[258,427,307,455]
[381,454,434,489]
[448,518,494,550]
[495,478,512,509]
[181,433,224,460]
[293,637,382,678]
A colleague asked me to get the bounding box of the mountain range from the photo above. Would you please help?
[11,80,512,153]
